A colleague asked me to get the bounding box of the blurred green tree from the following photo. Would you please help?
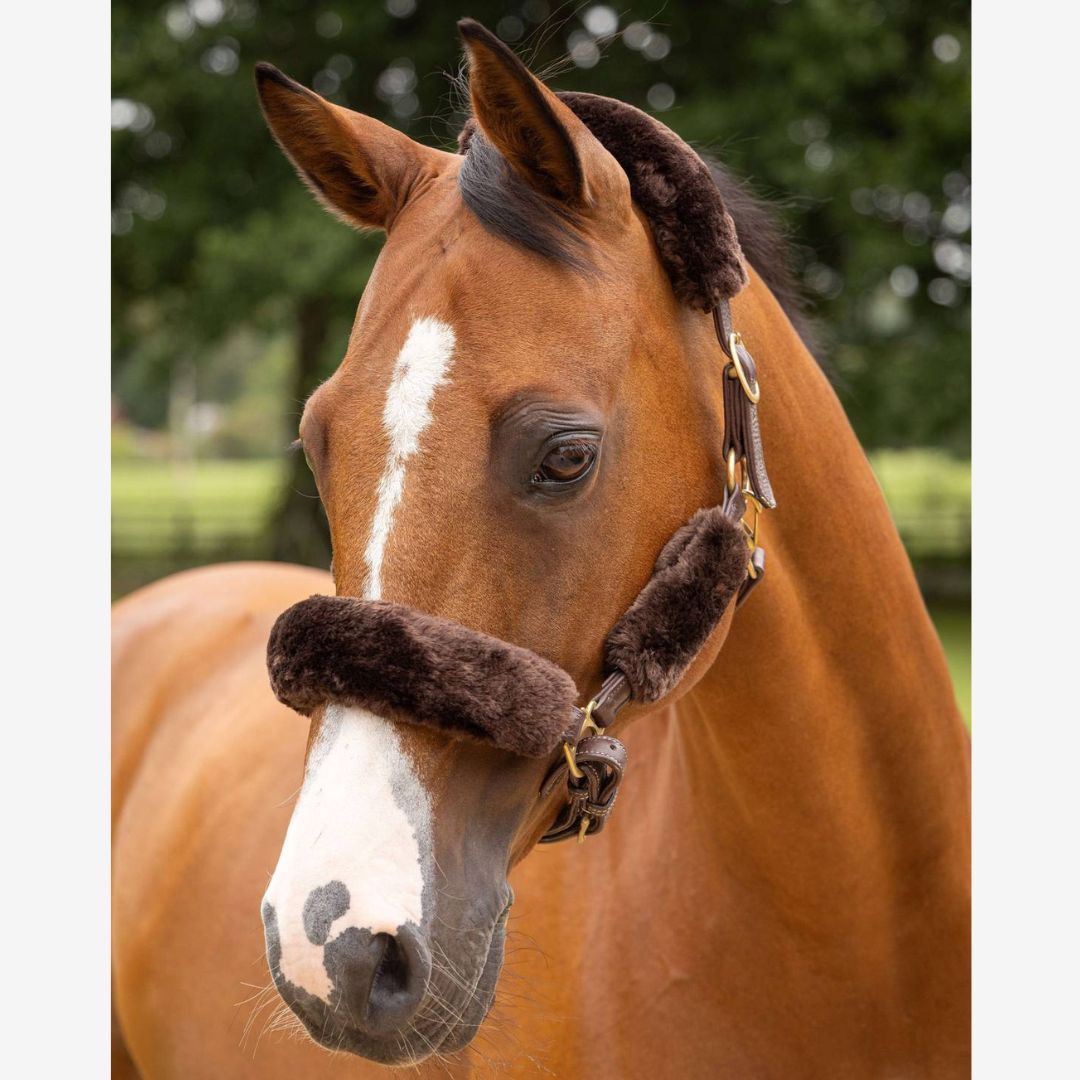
[113,0,969,565]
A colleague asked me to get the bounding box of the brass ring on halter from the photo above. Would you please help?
[728,333,761,403]
[726,448,739,494]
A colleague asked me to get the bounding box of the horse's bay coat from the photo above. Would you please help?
[112,19,970,1080]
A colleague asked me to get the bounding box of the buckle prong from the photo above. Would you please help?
[562,700,600,782]
[562,740,584,780]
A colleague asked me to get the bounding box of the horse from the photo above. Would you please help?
[112,18,970,1079]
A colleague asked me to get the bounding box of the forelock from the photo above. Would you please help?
[456,121,592,272]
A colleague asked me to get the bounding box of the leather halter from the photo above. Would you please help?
[539,298,775,843]
[265,298,774,846]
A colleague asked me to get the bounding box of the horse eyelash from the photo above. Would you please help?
[550,439,597,456]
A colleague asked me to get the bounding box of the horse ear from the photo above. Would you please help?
[458,18,620,208]
[255,63,445,231]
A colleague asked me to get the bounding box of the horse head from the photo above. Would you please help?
[257,19,750,1064]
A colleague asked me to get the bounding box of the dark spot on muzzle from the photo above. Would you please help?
[265,892,431,1041]
[303,880,350,945]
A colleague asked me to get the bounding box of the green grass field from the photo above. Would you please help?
[112,458,284,552]
[868,449,971,560]
[931,605,971,725]
[112,450,970,724]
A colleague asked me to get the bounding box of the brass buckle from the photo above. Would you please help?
[580,699,602,738]
[727,332,760,403]
[726,453,763,579]
[562,700,604,843]
[742,479,762,551]
[743,491,762,578]
[561,700,601,781]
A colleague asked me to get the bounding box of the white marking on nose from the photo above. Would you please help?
[363,316,456,601]
[263,705,431,1001]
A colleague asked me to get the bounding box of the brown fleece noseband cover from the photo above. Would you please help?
[267,507,747,758]
[267,597,578,757]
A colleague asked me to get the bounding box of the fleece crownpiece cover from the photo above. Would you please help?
[457,91,747,311]
[266,504,748,757]
[556,92,747,310]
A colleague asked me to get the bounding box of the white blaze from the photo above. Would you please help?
[363,316,456,601]
[265,316,452,1001]
[264,705,432,1001]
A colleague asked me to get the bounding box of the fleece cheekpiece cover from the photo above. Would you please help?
[267,506,748,757]
[603,505,750,702]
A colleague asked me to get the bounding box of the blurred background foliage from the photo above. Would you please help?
[112,0,970,715]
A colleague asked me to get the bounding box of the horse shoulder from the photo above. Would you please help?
[112,562,351,1079]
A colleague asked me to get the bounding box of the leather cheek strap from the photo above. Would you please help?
[715,302,776,511]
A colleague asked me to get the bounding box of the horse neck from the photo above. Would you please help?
[634,269,970,1006]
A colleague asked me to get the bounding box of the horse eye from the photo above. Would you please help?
[532,440,598,486]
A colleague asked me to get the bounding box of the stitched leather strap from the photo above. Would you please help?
[715,301,776,509]
[593,670,632,727]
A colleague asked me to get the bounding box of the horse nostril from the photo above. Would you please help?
[370,928,428,1019]
[323,924,430,1036]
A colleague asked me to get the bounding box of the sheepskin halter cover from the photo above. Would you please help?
[267,497,749,758]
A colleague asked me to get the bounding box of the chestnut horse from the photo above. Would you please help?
[112,19,970,1079]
